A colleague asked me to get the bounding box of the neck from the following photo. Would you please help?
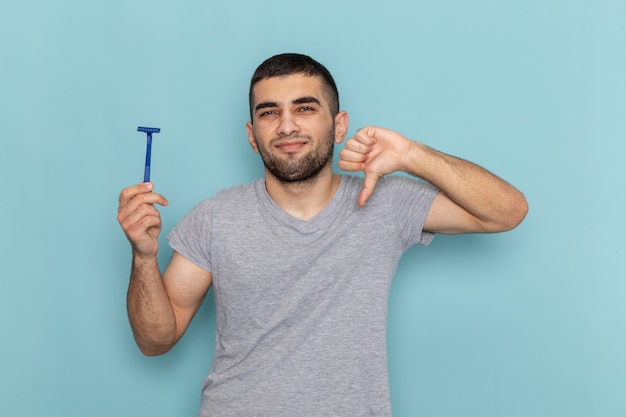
[264,165,341,221]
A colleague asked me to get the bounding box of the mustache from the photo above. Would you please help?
[269,134,313,146]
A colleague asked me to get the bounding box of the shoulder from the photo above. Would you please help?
[192,179,262,211]
[343,174,437,200]
[180,179,262,219]
[340,173,433,188]
[214,179,261,200]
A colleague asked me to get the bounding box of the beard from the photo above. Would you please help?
[254,126,336,184]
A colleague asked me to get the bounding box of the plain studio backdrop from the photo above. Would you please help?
[1,0,624,416]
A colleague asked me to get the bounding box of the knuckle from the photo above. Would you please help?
[120,187,133,200]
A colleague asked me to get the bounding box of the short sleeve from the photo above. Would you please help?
[167,199,214,272]
[385,176,439,248]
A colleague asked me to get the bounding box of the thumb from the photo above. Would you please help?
[358,172,381,207]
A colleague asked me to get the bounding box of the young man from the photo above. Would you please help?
[118,53,528,416]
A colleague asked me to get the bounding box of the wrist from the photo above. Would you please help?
[401,141,427,177]
[132,250,159,266]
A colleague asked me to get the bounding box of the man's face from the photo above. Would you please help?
[246,73,347,183]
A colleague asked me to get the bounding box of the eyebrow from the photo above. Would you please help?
[293,96,321,106]
[254,96,321,113]
[254,101,278,112]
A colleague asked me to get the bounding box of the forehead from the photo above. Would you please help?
[251,73,328,107]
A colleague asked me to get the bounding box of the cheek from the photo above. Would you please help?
[247,131,261,153]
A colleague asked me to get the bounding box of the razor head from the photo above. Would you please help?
[137,126,161,134]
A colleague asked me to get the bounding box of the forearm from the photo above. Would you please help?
[404,141,528,232]
[127,254,177,356]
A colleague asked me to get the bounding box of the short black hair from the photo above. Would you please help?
[249,53,340,120]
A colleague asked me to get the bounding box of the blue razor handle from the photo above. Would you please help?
[137,127,161,182]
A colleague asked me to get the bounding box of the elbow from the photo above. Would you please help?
[478,192,528,234]
[135,337,176,357]
[131,326,177,356]
[512,192,529,228]
[140,347,171,357]
[500,192,529,232]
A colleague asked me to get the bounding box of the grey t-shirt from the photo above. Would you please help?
[168,174,439,417]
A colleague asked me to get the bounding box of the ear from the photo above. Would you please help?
[333,111,349,144]
[246,121,259,153]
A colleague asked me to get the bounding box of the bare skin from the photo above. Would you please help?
[118,183,212,355]
[339,126,528,233]
[245,73,349,220]
[118,73,528,356]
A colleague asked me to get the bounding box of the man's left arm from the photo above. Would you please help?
[338,126,528,234]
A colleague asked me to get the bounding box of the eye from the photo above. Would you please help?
[258,110,277,118]
[298,106,315,113]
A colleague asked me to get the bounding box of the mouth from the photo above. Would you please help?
[273,138,309,152]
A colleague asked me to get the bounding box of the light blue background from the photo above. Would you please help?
[1,0,624,416]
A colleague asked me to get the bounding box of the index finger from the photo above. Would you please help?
[353,126,378,145]
[118,182,168,210]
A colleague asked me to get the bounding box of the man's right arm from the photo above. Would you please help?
[118,183,212,356]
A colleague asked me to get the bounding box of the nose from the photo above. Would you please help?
[276,112,300,137]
